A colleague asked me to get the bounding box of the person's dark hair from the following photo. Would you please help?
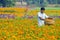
[41,7,45,10]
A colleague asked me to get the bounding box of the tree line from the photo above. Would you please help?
[0,0,60,7]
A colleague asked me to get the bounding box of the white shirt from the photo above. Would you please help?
[38,12,49,26]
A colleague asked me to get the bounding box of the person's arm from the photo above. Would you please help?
[45,14,49,18]
[45,14,53,19]
[39,17,45,20]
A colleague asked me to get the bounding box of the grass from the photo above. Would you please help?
[36,7,60,10]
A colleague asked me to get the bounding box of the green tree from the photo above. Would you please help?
[0,0,15,7]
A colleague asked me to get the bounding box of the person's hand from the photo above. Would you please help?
[39,17,44,20]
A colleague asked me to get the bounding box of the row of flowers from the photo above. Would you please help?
[0,8,60,40]
[0,18,60,40]
[0,8,60,16]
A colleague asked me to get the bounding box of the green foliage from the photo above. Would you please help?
[0,0,15,7]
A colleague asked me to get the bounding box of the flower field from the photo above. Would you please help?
[0,8,60,40]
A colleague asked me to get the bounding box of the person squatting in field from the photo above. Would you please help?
[38,7,53,26]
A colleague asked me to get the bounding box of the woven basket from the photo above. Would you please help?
[44,18,55,25]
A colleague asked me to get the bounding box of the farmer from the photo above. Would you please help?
[38,7,49,26]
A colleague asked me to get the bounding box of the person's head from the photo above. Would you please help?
[40,7,45,13]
